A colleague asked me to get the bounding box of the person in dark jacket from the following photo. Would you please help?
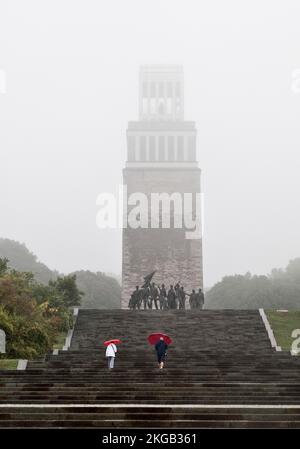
[179,286,187,309]
[142,286,150,310]
[149,282,159,310]
[195,288,205,309]
[155,337,168,370]
[159,284,167,310]
[167,285,176,309]
[130,286,140,310]
[189,289,197,309]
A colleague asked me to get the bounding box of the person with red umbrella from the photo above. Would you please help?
[104,339,121,370]
[148,333,172,370]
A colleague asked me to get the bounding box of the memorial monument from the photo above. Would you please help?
[122,66,203,307]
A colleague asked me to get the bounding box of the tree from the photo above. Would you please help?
[1,239,121,309]
[50,274,84,307]
[0,258,8,276]
[285,258,300,284]
[206,259,300,309]
[0,260,76,358]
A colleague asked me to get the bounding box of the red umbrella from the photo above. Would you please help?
[148,333,172,345]
[104,339,121,347]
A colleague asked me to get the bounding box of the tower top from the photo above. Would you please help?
[139,65,184,121]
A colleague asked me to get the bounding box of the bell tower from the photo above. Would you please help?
[122,65,203,308]
[139,65,184,121]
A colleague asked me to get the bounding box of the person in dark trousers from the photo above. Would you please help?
[129,286,140,310]
[149,282,159,310]
[128,294,134,310]
[155,337,168,370]
[167,285,176,309]
[105,342,117,370]
[196,288,205,309]
[159,284,167,310]
[142,286,150,310]
[179,286,187,309]
[189,289,197,309]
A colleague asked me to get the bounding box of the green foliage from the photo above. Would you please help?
[206,258,300,309]
[0,257,76,359]
[0,307,51,359]
[0,306,14,337]
[50,274,84,307]
[7,317,51,359]
[0,239,121,309]
[0,257,8,276]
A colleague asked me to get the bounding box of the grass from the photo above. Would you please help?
[0,331,68,370]
[267,310,300,352]
[0,331,68,371]
[0,359,18,370]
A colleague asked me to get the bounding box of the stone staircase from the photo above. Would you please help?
[1,310,300,428]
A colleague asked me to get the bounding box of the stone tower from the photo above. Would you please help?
[122,65,203,308]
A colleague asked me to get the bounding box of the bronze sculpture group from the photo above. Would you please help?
[128,272,204,310]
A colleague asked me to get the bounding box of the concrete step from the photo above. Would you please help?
[2,309,300,428]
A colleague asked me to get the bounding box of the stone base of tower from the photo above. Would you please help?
[121,167,203,308]
[122,228,203,307]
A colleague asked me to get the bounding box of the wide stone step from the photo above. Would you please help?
[1,417,300,428]
[2,309,300,428]
[2,399,300,405]
[1,411,300,420]
[0,420,299,428]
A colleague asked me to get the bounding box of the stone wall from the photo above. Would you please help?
[121,167,203,307]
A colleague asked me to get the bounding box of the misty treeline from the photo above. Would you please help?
[0,238,121,309]
[0,257,82,358]
[2,238,300,311]
[206,259,300,309]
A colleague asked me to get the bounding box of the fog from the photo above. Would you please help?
[0,0,300,287]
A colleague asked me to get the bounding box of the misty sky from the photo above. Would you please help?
[0,0,300,287]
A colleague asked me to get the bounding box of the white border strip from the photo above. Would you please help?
[259,309,282,351]
[62,308,79,351]
[53,308,79,355]
[0,403,300,409]
[62,329,74,351]
[16,360,27,370]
